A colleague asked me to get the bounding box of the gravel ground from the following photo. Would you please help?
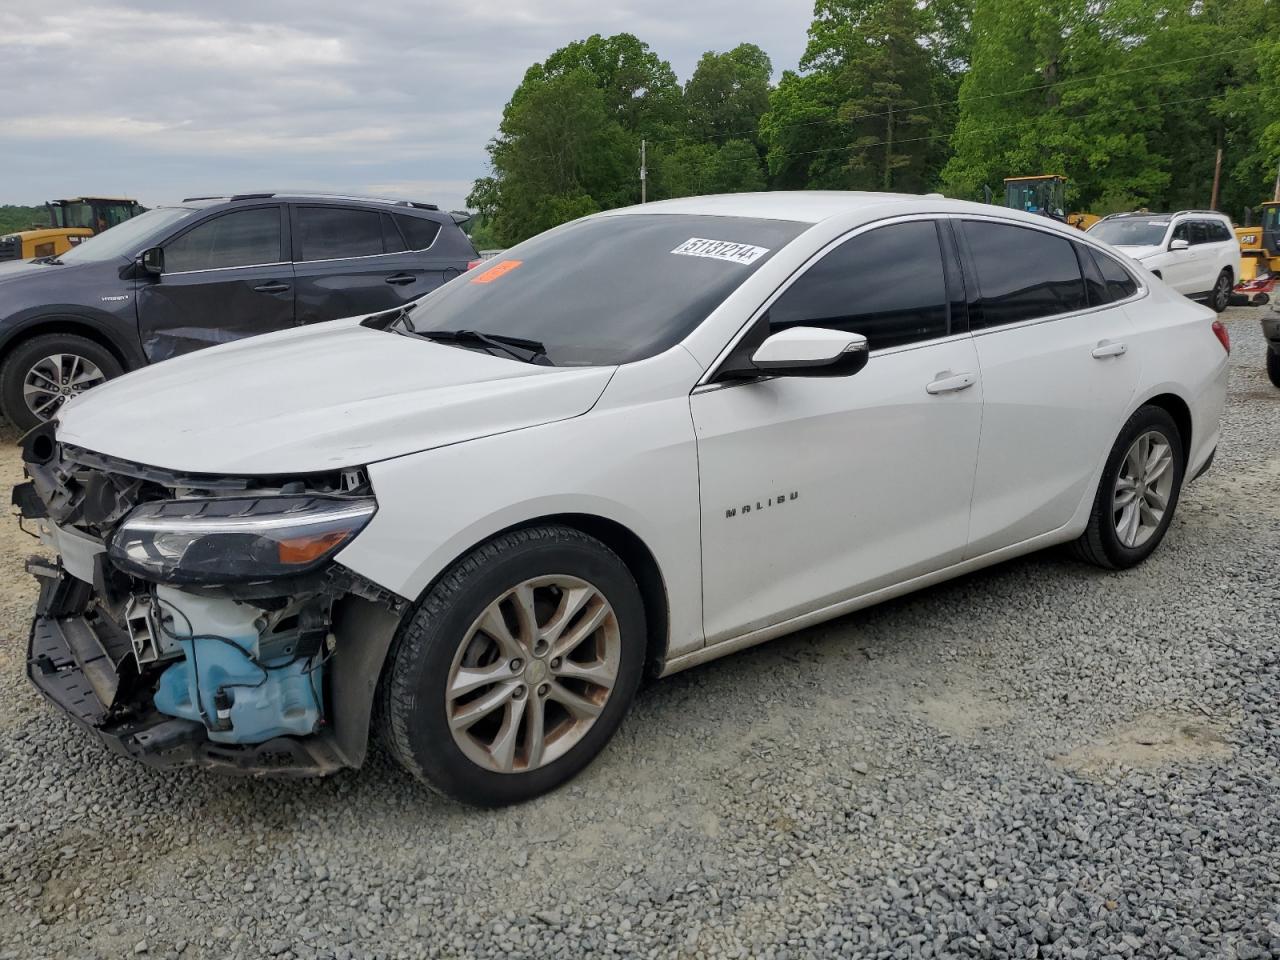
[0,308,1277,960]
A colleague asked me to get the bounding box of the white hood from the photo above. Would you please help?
[1110,243,1162,261]
[57,317,616,475]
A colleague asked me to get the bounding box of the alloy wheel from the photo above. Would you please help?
[445,575,621,774]
[1213,273,1231,312]
[1112,430,1175,549]
[22,353,106,421]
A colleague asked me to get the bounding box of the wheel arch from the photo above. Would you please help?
[1139,390,1193,457]
[0,314,141,373]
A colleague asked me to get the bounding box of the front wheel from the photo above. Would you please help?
[1210,269,1233,313]
[1072,405,1186,570]
[379,526,646,806]
[0,333,123,431]
[1267,346,1280,388]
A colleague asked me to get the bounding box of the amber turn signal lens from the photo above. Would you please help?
[277,530,351,565]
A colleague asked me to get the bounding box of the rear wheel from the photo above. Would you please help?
[0,333,122,431]
[1267,346,1280,388]
[1072,405,1185,570]
[1210,269,1232,313]
[379,525,645,806]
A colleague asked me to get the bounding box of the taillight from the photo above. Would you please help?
[467,259,483,271]
[1211,319,1230,354]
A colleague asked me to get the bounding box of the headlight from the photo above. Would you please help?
[108,496,376,584]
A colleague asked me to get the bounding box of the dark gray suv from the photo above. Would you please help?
[0,193,479,429]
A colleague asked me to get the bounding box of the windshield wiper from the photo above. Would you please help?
[420,329,553,366]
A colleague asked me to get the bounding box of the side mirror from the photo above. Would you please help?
[748,326,869,378]
[139,246,165,276]
[1169,238,1190,251]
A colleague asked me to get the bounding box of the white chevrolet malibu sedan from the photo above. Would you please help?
[18,192,1229,805]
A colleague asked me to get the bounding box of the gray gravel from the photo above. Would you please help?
[1,308,1277,960]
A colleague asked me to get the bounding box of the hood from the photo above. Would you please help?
[56,317,616,475]
[1109,243,1163,260]
[0,257,66,283]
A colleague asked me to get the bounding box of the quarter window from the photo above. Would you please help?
[1089,248,1138,302]
[395,215,442,251]
[296,207,383,261]
[164,208,283,273]
[960,220,1087,328]
[767,220,950,351]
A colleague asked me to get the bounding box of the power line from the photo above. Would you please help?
[645,45,1256,150]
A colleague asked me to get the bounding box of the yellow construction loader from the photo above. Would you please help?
[0,197,143,261]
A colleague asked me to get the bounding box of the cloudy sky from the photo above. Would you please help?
[3,1,813,211]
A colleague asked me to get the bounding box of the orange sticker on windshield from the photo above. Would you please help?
[470,260,523,284]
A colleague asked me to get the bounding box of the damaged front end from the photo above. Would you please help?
[15,423,404,775]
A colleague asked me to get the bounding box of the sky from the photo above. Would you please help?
[2,1,813,212]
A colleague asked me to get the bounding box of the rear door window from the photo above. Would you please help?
[381,214,406,254]
[960,220,1087,328]
[766,220,951,351]
[296,206,384,262]
[164,207,283,272]
[1208,220,1233,243]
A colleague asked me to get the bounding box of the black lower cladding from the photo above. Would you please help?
[25,569,347,777]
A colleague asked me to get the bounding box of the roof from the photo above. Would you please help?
[1102,210,1232,221]
[1001,175,1066,183]
[599,190,1025,226]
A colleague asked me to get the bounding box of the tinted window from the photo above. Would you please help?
[297,207,382,261]
[1190,222,1210,245]
[164,208,282,272]
[395,214,442,251]
[410,215,805,366]
[1075,242,1109,306]
[1089,248,1138,301]
[1209,221,1233,242]
[381,214,406,254]
[767,221,949,351]
[1171,222,1190,244]
[961,221,1087,328]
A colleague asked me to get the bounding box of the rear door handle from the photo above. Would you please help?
[385,273,418,286]
[925,372,976,395]
[1092,340,1128,359]
[253,282,290,294]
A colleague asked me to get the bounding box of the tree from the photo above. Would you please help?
[942,0,1174,212]
[683,44,773,143]
[539,33,683,138]
[468,68,633,246]
[651,139,768,199]
[761,0,950,193]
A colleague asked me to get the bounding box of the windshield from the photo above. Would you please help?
[1088,218,1171,247]
[58,207,193,264]
[408,214,806,366]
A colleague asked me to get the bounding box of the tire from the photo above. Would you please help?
[1210,269,1232,313]
[0,333,123,431]
[1267,347,1280,389]
[1072,405,1186,570]
[379,525,646,806]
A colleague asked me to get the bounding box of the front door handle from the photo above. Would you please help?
[926,371,976,395]
[385,273,418,286]
[253,282,290,294]
[1092,340,1128,359]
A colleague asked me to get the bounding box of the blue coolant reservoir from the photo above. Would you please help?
[151,587,323,745]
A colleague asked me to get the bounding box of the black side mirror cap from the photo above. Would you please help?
[139,247,165,276]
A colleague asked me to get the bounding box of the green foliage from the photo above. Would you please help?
[762,0,951,193]
[0,206,48,235]
[470,1,1280,241]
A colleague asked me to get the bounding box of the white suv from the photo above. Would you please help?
[18,193,1230,805]
[1088,211,1240,312]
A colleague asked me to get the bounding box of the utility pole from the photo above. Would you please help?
[640,139,647,204]
[1273,156,1280,203]
[1209,137,1223,211]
